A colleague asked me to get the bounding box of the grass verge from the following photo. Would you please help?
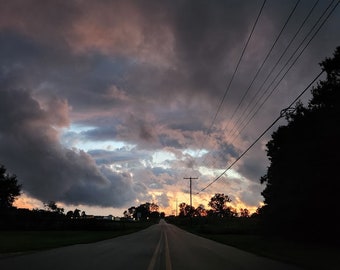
[0,223,152,254]
[193,233,340,270]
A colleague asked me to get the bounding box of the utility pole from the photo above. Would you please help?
[184,177,198,211]
[176,199,178,216]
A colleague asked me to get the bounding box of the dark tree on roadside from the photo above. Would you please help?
[73,208,81,219]
[186,205,195,217]
[44,201,64,215]
[149,210,160,219]
[178,202,196,217]
[135,203,151,220]
[239,208,250,218]
[260,47,340,242]
[125,202,160,221]
[0,164,21,210]
[208,193,233,218]
[178,202,187,217]
[66,210,74,219]
[124,206,136,219]
[150,203,159,212]
[195,204,207,217]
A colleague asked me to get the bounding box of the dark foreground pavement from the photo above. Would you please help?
[0,220,301,270]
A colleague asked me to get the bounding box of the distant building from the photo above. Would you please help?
[103,215,113,220]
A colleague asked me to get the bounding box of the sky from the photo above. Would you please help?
[0,0,339,217]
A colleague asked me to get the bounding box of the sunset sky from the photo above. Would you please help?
[1,0,339,216]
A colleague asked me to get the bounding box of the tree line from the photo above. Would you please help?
[258,46,340,243]
[123,202,165,221]
[176,193,251,218]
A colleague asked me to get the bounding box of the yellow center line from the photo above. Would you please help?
[147,224,172,270]
[147,230,162,270]
[163,229,172,270]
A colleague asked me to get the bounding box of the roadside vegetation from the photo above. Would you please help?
[0,222,152,254]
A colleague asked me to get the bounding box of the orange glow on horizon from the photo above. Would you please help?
[13,194,43,210]
[156,191,260,217]
[12,192,261,217]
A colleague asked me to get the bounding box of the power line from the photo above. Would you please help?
[222,0,302,136]
[197,70,324,194]
[197,0,267,157]
[202,0,317,171]
[229,0,320,140]
[229,0,338,144]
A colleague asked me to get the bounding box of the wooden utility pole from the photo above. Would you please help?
[184,177,198,211]
[176,199,178,216]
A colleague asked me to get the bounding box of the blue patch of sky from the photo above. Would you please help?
[183,148,208,158]
[152,151,176,166]
[61,123,129,151]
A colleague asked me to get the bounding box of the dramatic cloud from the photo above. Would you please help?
[0,88,139,207]
[0,0,339,215]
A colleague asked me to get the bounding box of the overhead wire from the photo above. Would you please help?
[228,0,338,144]
[197,69,325,194]
[197,0,339,193]
[222,0,302,136]
[202,0,312,171]
[196,0,267,177]
[196,0,267,159]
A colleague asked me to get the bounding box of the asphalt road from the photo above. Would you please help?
[0,220,301,270]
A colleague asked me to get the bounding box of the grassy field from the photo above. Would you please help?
[167,217,340,270]
[0,222,151,254]
[194,233,340,270]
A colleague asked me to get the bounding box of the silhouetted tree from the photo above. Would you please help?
[178,202,187,217]
[178,202,186,217]
[194,204,207,217]
[73,208,81,219]
[149,211,160,219]
[125,202,160,221]
[150,203,159,212]
[150,203,161,220]
[44,201,64,215]
[178,202,195,217]
[208,193,233,218]
[260,46,340,242]
[124,206,136,219]
[186,205,196,217]
[135,203,150,220]
[123,210,130,219]
[66,210,74,219]
[0,164,21,210]
[239,208,250,218]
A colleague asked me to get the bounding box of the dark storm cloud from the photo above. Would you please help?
[235,141,270,183]
[0,88,137,207]
[170,1,260,92]
[61,167,135,207]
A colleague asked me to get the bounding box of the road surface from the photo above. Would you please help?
[0,220,301,269]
